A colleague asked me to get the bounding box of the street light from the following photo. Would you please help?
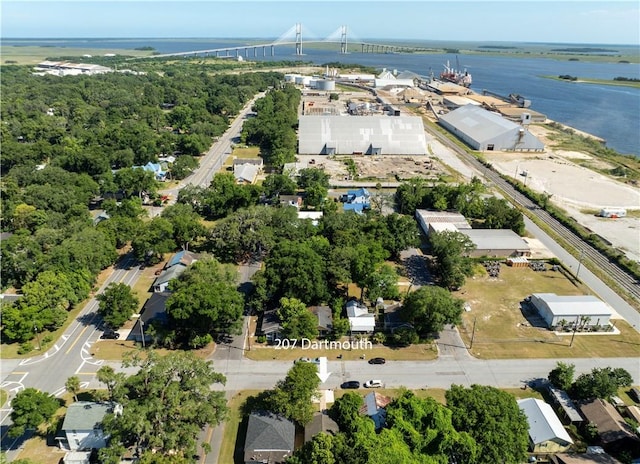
[34,324,42,350]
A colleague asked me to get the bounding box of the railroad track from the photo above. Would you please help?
[430,129,640,303]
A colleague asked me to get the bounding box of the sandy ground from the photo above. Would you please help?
[483,128,640,262]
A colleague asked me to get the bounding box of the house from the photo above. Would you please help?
[529,294,613,329]
[164,250,200,270]
[359,392,392,429]
[518,398,574,453]
[304,411,339,443]
[346,300,376,333]
[233,158,264,169]
[579,398,640,454]
[260,309,283,343]
[133,161,167,181]
[244,411,295,464]
[152,265,187,292]
[309,306,333,336]
[129,292,169,343]
[345,188,370,206]
[57,402,120,451]
[383,303,413,333]
[279,194,303,208]
[298,211,323,226]
[234,163,259,184]
[92,211,110,226]
[62,451,92,464]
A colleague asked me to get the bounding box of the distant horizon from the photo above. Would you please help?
[3,37,638,48]
[2,1,639,46]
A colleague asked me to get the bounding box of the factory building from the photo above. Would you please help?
[298,115,427,155]
[439,105,545,152]
[529,293,613,329]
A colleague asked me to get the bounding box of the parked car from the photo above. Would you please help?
[100,330,120,340]
[368,357,386,365]
[294,357,311,364]
[341,381,360,389]
[364,380,384,388]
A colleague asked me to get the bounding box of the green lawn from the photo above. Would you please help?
[1,45,152,65]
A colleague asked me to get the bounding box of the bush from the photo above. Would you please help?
[256,335,267,344]
[18,342,34,355]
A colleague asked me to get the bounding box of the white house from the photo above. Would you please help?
[346,300,375,332]
[530,293,613,329]
[58,402,120,451]
[518,398,574,453]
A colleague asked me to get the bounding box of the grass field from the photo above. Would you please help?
[1,45,152,65]
[455,264,640,358]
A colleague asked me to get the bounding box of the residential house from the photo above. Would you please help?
[57,402,120,451]
[234,163,260,184]
[550,452,622,464]
[233,158,264,169]
[579,398,640,455]
[346,300,375,333]
[129,292,169,343]
[92,211,110,226]
[518,398,574,453]
[133,161,167,181]
[309,306,333,337]
[279,194,303,208]
[164,250,200,269]
[342,188,371,212]
[383,303,413,333]
[244,411,295,464]
[359,392,392,429]
[260,309,283,343]
[304,411,339,443]
[298,211,323,226]
[152,265,187,293]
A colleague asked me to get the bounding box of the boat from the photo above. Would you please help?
[440,57,472,87]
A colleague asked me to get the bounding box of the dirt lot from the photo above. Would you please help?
[484,125,640,262]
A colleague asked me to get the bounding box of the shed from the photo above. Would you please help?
[439,105,544,152]
[548,386,584,424]
[518,398,573,453]
[530,294,613,329]
[458,229,531,258]
[244,411,295,464]
[298,115,428,155]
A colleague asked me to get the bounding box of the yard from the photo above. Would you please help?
[455,263,640,358]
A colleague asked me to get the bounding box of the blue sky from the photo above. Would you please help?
[2,1,639,45]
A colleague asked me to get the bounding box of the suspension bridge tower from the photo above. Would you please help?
[295,23,303,56]
[340,25,348,54]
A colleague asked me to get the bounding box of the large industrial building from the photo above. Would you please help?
[439,105,545,152]
[529,293,613,329]
[298,115,428,155]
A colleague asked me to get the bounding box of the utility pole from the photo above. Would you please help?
[575,249,585,279]
[569,318,579,347]
[469,316,477,350]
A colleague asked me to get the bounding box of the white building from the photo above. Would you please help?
[414,210,471,236]
[518,398,573,453]
[346,300,375,332]
[530,293,613,329]
[58,402,120,451]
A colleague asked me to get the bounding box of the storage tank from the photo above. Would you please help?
[294,76,305,85]
[316,79,336,91]
[284,74,299,83]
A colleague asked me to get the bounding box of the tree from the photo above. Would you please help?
[400,286,464,335]
[572,367,633,400]
[267,361,320,425]
[65,376,81,402]
[446,384,529,464]
[160,203,206,250]
[166,257,243,346]
[429,230,475,290]
[330,392,364,434]
[101,352,227,461]
[96,365,127,402]
[277,297,319,340]
[262,173,297,200]
[131,216,176,264]
[364,263,400,302]
[9,388,60,438]
[548,362,575,391]
[97,283,139,328]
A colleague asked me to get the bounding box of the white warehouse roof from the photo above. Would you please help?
[531,293,613,318]
[298,115,428,155]
[518,398,573,447]
[439,105,544,151]
[458,229,530,253]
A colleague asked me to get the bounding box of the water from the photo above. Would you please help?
[4,38,639,156]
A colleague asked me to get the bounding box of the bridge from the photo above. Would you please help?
[144,24,432,59]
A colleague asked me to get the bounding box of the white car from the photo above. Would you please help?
[364,379,384,388]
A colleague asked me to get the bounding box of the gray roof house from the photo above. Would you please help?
[309,306,333,336]
[304,411,339,443]
[152,265,186,293]
[129,292,170,343]
[439,105,544,152]
[244,411,295,464]
[260,309,283,343]
[518,398,573,453]
[57,402,120,451]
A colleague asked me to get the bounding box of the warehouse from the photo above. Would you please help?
[438,105,545,152]
[414,210,471,236]
[529,293,613,329]
[298,115,428,155]
[458,229,531,257]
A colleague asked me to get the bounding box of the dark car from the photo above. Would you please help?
[368,357,386,365]
[139,264,146,270]
[100,330,120,340]
[341,381,360,389]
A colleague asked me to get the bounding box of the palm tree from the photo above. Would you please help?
[65,376,80,402]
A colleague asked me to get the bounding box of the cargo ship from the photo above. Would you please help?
[440,57,472,87]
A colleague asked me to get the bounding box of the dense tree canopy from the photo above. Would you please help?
[99,351,227,462]
[9,388,61,438]
[262,361,320,426]
[572,367,633,400]
[277,297,319,340]
[400,285,464,336]
[445,385,529,464]
[97,282,139,328]
[548,361,576,391]
[429,231,475,290]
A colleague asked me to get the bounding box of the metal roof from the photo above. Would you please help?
[298,115,427,155]
[532,293,613,318]
[518,398,573,446]
[62,402,114,432]
[459,228,530,252]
